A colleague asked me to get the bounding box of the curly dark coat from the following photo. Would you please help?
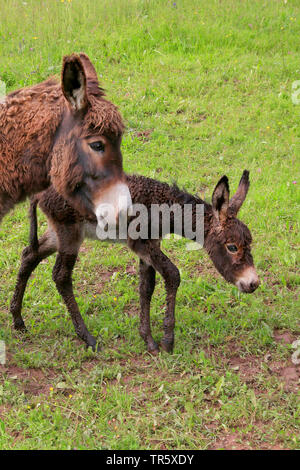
[10,171,259,353]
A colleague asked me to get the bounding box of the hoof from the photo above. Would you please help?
[14,320,26,331]
[160,340,174,354]
[147,340,160,355]
[147,347,159,356]
[86,339,101,352]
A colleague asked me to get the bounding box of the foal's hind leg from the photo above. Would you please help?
[139,259,158,354]
[52,226,99,351]
[10,229,58,330]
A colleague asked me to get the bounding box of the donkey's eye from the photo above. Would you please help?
[89,141,105,152]
[226,244,238,253]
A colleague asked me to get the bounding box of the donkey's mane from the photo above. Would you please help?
[84,94,125,137]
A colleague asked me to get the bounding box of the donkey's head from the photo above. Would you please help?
[204,170,259,293]
[50,53,131,224]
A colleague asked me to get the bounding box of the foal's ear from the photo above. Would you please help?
[61,54,88,112]
[229,170,250,216]
[212,175,230,223]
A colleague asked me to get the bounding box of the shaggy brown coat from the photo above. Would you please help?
[0,53,125,222]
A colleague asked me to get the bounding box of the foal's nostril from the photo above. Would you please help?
[236,267,260,294]
[237,278,259,293]
[251,279,260,291]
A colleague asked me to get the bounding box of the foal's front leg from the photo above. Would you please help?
[139,259,159,354]
[129,239,181,353]
[52,228,99,351]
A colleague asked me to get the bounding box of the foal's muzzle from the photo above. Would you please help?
[235,266,260,293]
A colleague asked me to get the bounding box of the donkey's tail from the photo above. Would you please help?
[29,196,39,252]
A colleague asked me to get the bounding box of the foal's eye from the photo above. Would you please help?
[89,141,105,152]
[226,244,238,253]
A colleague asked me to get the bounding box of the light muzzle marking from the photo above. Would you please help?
[236,266,260,293]
[94,182,132,240]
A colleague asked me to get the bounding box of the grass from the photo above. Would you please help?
[0,0,299,450]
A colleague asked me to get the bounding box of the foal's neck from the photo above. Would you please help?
[170,190,213,242]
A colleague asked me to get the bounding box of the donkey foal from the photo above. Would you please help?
[11,171,259,353]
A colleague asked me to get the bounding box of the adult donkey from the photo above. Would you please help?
[0,52,131,225]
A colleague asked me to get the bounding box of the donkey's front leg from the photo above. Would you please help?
[139,259,159,354]
[52,251,98,351]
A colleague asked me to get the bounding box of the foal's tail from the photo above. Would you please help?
[29,196,39,252]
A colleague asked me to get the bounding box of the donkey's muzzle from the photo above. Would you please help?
[235,266,260,294]
[94,181,132,239]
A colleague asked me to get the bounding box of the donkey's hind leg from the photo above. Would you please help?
[10,229,58,330]
[0,193,15,225]
[139,259,159,354]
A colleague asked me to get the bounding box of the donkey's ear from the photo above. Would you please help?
[61,54,88,112]
[78,53,99,83]
[229,170,250,216]
[212,175,230,223]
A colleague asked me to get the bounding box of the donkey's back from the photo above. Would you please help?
[0,78,64,210]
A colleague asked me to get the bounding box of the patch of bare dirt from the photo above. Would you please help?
[211,337,300,393]
[228,355,262,386]
[209,433,253,450]
[0,362,57,396]
[227,351,299,393]
[272,330,300,391]
[94,268,120,290]
[273,329,296,344]
[209,430,285,450]
[0,352,58,397]
[125,265,137,276]
[80,359,99,372]
[90,263,137,294]
[268,361,300,392]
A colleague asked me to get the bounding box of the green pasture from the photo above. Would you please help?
[0,0,299,450]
